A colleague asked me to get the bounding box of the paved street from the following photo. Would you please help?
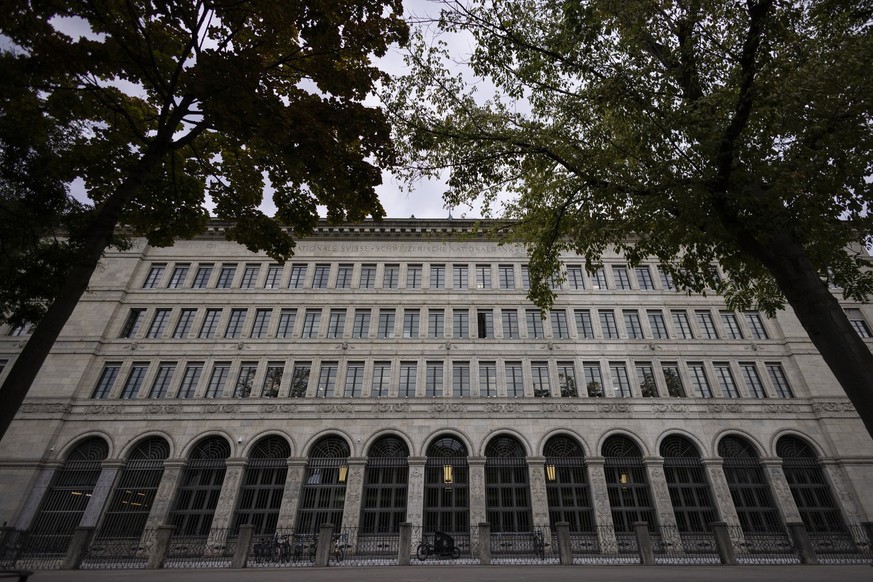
[21,565,873,582]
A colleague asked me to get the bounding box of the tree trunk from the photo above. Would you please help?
[747,230,873,440]
[0,149,164,442]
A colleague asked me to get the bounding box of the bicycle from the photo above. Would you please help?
[308,532,346,564]
[416,531,461,561]
[531,530,547,560]
[253,533,291,563]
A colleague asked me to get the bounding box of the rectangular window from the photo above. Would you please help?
[599,309,618,339]
[168,265,189,288]
[636,363,658,397]
[205,363,230,398]
[234,363,258,398]
[120,364,149,399]
[477,310,494,339]
[262,363,284,398]
[558,362,578,397]
[610,362,632,397]
[623,310,644,339]
[302,309,321,338]
[745,312,769,339]
[327,309,346,339]
[687,363,713,398]
[352,309,371,338]
[590,268,608,289]
[526,309,544,338]
[479,362,497,397]
[289,362,311,398]
[521,265,531,289]
[767,364,793,398]
[453,362,471,397]
[371,362,391,397]
[407,264,422,289]
[502,309,520,339]
[506,362,524,397]
[696,310,719,339]
[92,364,121,399]
[714,364,739,398]
[658,266,675,290]
[720,311,744,339]
[453,265,468,289]
[177,363,203,399]
[740,363,766,398]
[613,266,631,290]
[312,264,331,288]
[662,362,686,397]
[635,266,654,290]
[551,310,569,339]
[532,362,551,397]
[647,310,669,339]
[567,266,585,290]
[336,264,353,289]
[399,362,417,397]
[453,309,469,338]
[173,308,197,339]
[430,264,445,289]
[264,264,282,288]
[250,308,272,339]
[377,309,396,338]
[120,309,146,338]
[149,362,177,399]
[575,309,594,339]
[359,264,376,288]
[584,362,604,397]
[277,309,297,338]
[383,264,400,289]
[403,309,420,338]
[192,264,213,288]
[476,265,491,289]
[424,309,444,339]
[316,362,338,398]
[344,362,365,398]
[672,310,694,339]
[143,265,165,288]
[224,308,247,338]
[426,361,443,396]
[240,264,260,288]
[198,308,222,338]
[147,309,171,339]
[499,265,515,289]
[846,308,872,338]
[216,264,236,288]
[289,264,308,288]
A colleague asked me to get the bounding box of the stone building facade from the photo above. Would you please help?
[1,218,871,550]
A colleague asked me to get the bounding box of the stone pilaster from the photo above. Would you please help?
[276,458,307,530]
[468,457,487,529]
[643,458,682,551]
[585,457,617,551]
[701,459,741,527]
[340,457,367,549]
[81,460,124,527]
[527,457,550,544]
[143,460,185,531]
[819,460,864,527]
[14,462,61,530]
[406,457,426,529]
[206,458,246,550]
[761,458,801,525]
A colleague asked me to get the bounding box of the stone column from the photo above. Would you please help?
[761,458,802,525]
[633,521,655,565]
[230,524,254,568]
[147,525,175,569]
[527,456,551,547]
[339,457,366,550]
[710,522,737,565]
[406,457,426,529]
[206,458,247,551]
[143,460,186,531]
[555,521,572,565]
[276,458,307,530]
[819,460,864,530]
[398,522,412,565]
[702,458,744,548]
[80,460,124,528]
[468,457,487,529]
[643,458,682,552]
[478,522,491,564]
[787,522,818,565]
[13,462,62,530]
[62,526,96,570]
[585,457,617,553]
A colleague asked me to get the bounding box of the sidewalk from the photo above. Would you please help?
[24,565,873,582]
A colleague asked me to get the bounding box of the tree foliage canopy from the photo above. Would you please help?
[389,0,873,313]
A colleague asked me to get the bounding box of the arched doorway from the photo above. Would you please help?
[169,436,231,535]
[660,435,717,532]
[424,436,469,534]
[718,435,781,533]
[233,435,291,534]
[776,435,844,533]
[602,435,656,532]
[544,435,594,533]
[360,436,409,534]
[296,436,350,533]
[485,435,531,533]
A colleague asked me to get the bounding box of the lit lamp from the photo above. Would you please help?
[619,473,629,485]
[443,464,454,486]
[545,464,556,482]
[338,464,348,483]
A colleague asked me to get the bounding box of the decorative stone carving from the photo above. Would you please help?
[204,403,240,414]
[146,404,163,414]
[431,403,461,413]
[278,404,296,413]
[163,404,180,414]
[653,403,688,414]
[20,403,71,414]
[90,404,123,415]
[764,403,795,413]
[260,404,277,413]
[811,401,855,413]
[598,403,630,413]
[822,463,862,523]
[318,403,353,414]
[542,402,576,413]
[707,403,742,413]
[376,403,409,413]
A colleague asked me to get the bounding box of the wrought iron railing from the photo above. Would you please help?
[411,526,478,565]
[80,530,156,569]
[162,529,237,568]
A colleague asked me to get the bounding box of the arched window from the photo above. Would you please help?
[602,436,656,532]
[233,436,291,534]
[101,437,170,538]
[296,436,350,533]
[485,435,531,533]
[777,435,844,533]
[544,435,593,533]
[31,437,109,548]
[718,435,781,533]
[360,436,409,534]
[660,436,717,532]
[170,436,230,535]
[424,436,469,533]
